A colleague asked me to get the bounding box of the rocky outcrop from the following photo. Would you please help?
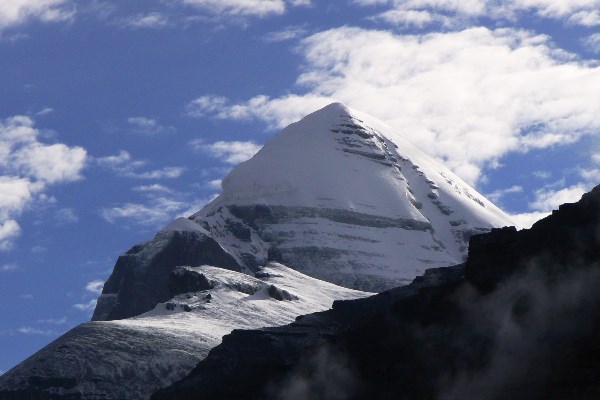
[92,229,240,321]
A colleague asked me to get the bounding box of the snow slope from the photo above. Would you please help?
[191,103,514,291]
[0,263,370,400]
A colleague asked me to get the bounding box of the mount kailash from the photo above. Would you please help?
[0,103,514,400]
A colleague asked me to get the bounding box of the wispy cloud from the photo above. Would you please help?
[126,117,176,135]
[132,184,173,193]
[186,94,332,129]
[100,181,217,228]
[74,299,97,312]
[263,25,308,42]
[190,140,262,165]
[486,185,523,204]
[1,263,18,272]
[54,208,78,224]
[18,326,57,335]
[85,279,104,295]
[354,0,600,28]
[37,317,68,325]
[182,0,286,17]
[95,150,184,179]
[120,12,171,29]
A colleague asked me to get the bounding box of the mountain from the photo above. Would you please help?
[0,103,513,400]
[152,185,600,400]
[184,102,512,292]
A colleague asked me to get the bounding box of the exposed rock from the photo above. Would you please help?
[168,267,215,297]
[267,285,298,301]
[93,230,240,321]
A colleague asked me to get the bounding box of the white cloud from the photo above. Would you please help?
[195,27,600,185]
[85,279,104,294]
[263,25,308,42]
[182,0,286,17]
[55,208,78,224]
[1,263,18,271]
[132,184,173,193]
[186,94,333,129]
[529,184,587,211]
[185,95,230,117]
[121,12,170,29]
[0,0,73,31]
[74,299,97,312]
[486,185,523,203]
[373,9,454,27]
[13,143,86,183]
[207,179,222,189]
[0,115,87,249]
[100,195,215,227]
[18,326,57,335]
[510,211,551,229]
[567,9,600,26]
[37,317,67,325]
[126,117,176,135]
[355,0,600,27]
[191,140,262,164]
[95,150,184,179]
[582,33,600,54]
[532,170,551,179]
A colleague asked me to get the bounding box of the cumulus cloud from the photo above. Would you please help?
[95,150,184,179]
[193,27,600,185]
[0,0,73,31]
[190,139,262,164]
[529,184,587,211]
[0,115,86,249]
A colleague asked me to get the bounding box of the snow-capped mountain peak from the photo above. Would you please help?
[191,102,514,291]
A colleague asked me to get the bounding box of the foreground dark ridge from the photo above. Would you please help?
[153,185,600,400]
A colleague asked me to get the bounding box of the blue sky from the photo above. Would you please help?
[1,0,600,373]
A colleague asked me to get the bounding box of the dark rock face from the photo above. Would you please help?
[169,267,216,297]
[466,185,600,291]
[152,185,600,400]
[92,230,240,321]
